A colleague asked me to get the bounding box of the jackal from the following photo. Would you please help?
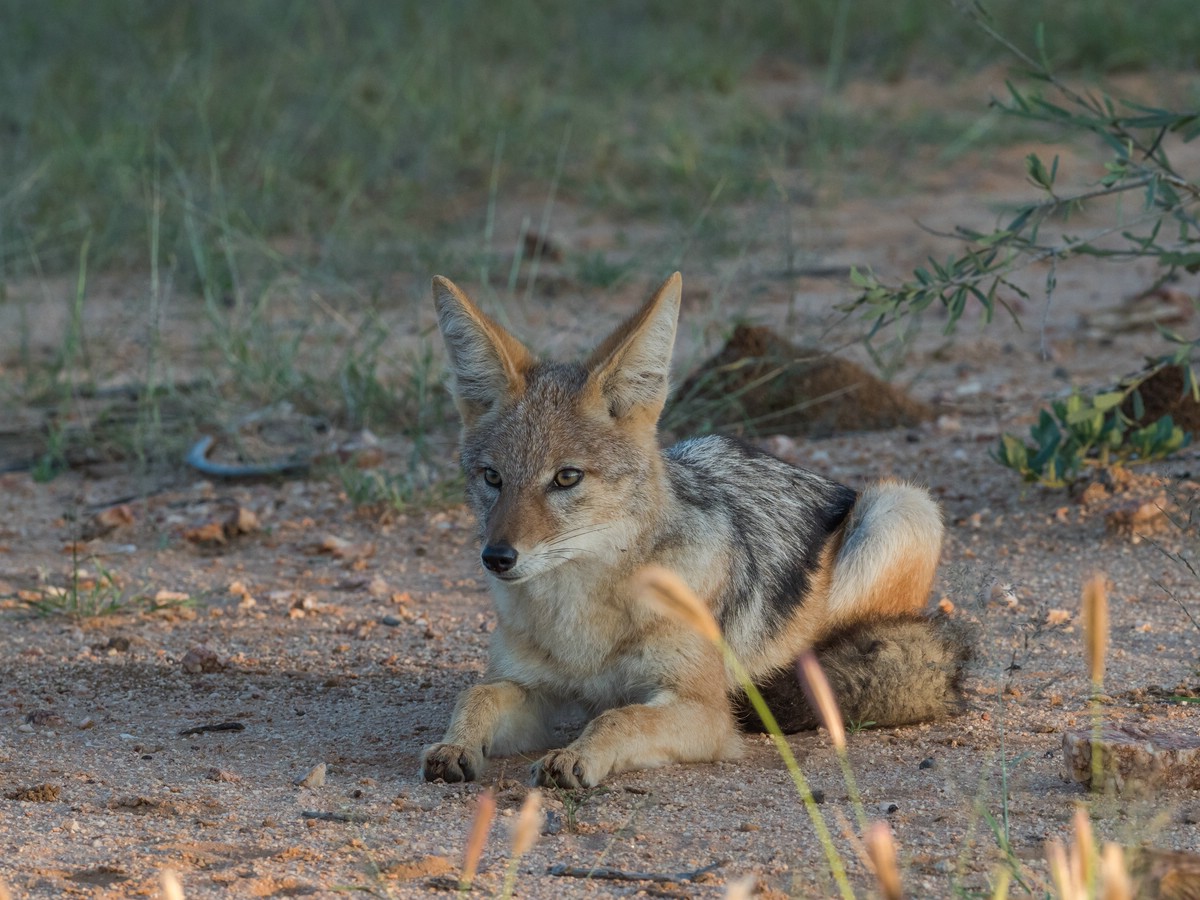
[421,273,969,788]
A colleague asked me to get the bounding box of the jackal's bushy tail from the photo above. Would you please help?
[738,615,973,733]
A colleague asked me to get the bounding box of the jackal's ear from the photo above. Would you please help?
[586,272,681,421]
[432,276,534,427]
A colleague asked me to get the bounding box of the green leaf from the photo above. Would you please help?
[1091,391,1125,412]
[849,266,873,289]
[995,433,1029,472]
[1025,153,1056,191]
[1159,251,1200,272]
[1131,388,1145,421]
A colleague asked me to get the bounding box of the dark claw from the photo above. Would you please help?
[573,762,584,780]
[424,758,461,783]
[459,752,476,782]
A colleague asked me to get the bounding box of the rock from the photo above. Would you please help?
[295,762,327,788]
[85,504,135,539]
[183,521,227,545]
[542,809,564,835]
[1105,495,1172,542]
[313,534,375,561]
[25,710,67,729]
[1079,481,1110,507]
[180,645,223,674]
[225,506,259,536]
[1062,727,1200,794]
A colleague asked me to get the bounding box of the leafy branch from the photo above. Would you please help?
[845,4,1200,488]
[846,4,1200,337]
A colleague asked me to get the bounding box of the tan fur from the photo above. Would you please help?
[431,276,535,428]
[421,273,962,788]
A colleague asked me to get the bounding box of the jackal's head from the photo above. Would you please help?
[432,274,682,583]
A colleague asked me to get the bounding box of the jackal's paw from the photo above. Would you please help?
[531,749,599,789]
[421,743,483,783]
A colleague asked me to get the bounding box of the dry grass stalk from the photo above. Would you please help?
[512,788,543,857]
[1046,838,1081,900]
[633,565,721,643]
[1099,843,1133,900]
[796,650,846,750]
[1070,806,1095,893]
[461,788,496,888]
[989,866,1011,900]
[724,874,757,899]
[1081,573,1109,686]
[865,821,903,900]
[0,881,11,900]
[161,869,186,900]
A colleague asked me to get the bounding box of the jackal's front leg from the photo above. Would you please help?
[532,694,741,789]
[421,680,552,783]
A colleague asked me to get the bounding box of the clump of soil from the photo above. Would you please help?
[1122,363,1200,434]
[666,324,933,438]
[5,783,62,802]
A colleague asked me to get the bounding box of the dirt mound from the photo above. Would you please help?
[666,324,933,439]
[1122,363,1200,434]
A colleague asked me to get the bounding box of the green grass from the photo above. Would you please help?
[3,1,1198,277]
[23,553,196,620]
[1,0,1197,477]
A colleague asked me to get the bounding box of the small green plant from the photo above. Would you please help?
[992,377,1190,488]
[28,557,127,619]
[551,785,608,834]
[26,541,195,619]
[338,465,463,513]
[30,424,68,484]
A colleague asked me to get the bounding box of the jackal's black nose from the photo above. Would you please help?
[481,543,518,574]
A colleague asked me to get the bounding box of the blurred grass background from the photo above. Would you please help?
[0,0,1197,484]
[4,0,1197,278]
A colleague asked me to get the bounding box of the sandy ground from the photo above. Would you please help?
[3,75,1200,899]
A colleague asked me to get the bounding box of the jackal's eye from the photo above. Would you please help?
[552,467,583,489]
[482,467,502,488]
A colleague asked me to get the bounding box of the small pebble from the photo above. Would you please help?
[180,645,223,674]
[295,762,327,788]
[26,710,67,728]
